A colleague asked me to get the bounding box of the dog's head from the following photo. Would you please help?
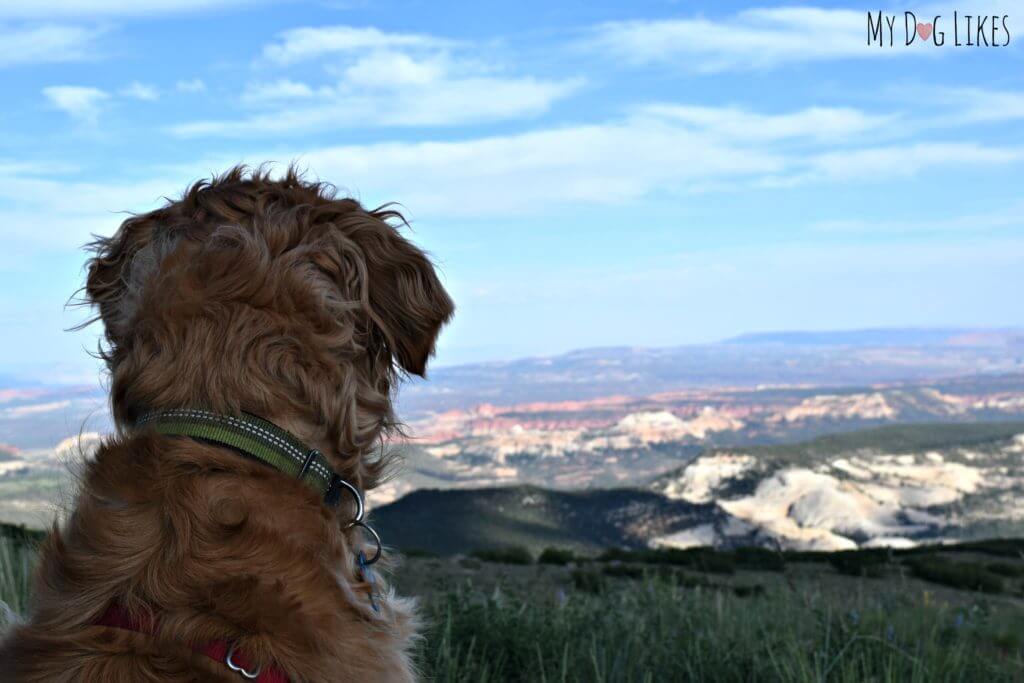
[78,165,454,487]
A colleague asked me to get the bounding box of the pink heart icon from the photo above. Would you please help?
[917,22,933,41]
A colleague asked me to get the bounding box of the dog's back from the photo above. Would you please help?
[2,431,420,682]
[0,166,453,682]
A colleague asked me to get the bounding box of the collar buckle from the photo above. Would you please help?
[325,473,365,524]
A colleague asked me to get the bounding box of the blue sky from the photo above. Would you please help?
[0,0,1022,382]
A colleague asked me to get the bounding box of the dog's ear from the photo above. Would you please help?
[80,215,159,354]
[356,213,454,378]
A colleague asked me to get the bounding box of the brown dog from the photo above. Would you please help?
[0,166,454,681]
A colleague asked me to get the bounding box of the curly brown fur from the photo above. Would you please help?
[0,165,454,682]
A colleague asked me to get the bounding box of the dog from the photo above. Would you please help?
[0,166,454,682]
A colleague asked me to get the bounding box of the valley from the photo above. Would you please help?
[2,328,1023,554]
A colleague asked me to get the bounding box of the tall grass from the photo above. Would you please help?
[3,538,1023,681]
[0,538,35,631]
[419,578,1024,682]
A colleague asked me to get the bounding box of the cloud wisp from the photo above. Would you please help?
[42,85,109,124]
[120,81,160,101]
[0,0,259,19]
[261,25,454,65]
[170,24,584,136]
[584,7,944,72]
[0,24,103,67]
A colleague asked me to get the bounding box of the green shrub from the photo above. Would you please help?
[687,549,736,574]
[457,556,481,570]
[470,546,533,565]
[601,563,646,580]
[0,522,45,547]
[597,547,735,574]
[734,546,786,572]
[986,561,1024,578]
[597,547,637,563]
[828,549,890,578]
[569,568,605,594]
[537,547,575,565]
[906,556,1004,594]
[732,584,765,598]
[945,538,1024,558]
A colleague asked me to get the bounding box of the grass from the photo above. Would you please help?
[906,557,1006,595]
[471,546,534,565]
[0,537,36,619]
[538,547,576,565]
[598,547,737,574]
[4,536,1024,681]
[420,574,1024,682]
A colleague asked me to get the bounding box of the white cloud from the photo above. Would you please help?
[283,130,1023,217]
[240,79,318,103]
[586,7,939,72]
[169,24,582,135]
[179,29,586,135]
[176,78,206,92]
[1,400,70,419]
[162,91,1024,220]
[754,141,1024,188]
[0,169,189,251]
[286,121,783,216]
[0,110,782,252]
[930,87,1024,125]
[174,74,583,135]
[811,202,1024,234]
[802,142,1024,182]
[42,85,109,124]
[262,25,451,65]
[7,96,1023,255]
[342,50,447,87]
[121,81,159,100]
[634,104,895,142]
[0,24,101,67]
[0,0,257,18]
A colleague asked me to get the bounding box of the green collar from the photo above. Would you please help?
[136,408,363,519]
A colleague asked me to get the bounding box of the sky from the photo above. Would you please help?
[0,0,1022,383]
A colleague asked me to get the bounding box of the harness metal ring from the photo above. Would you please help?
[336,477,365,526]
[225,641,261,680]
[352,520,382,565]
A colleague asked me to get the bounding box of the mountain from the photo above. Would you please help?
[370,422,1024,556]
[3,327,1024,535]
[398,328,1024,416]
[372,372,1024,505]
[371,485,729,555]
[0,385,109,450]
[1,327,1020,450]
[650,421,1024,551]
[723,328,1024,347]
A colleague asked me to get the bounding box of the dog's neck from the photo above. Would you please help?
[257,411,363,484]
[272,414,338,463]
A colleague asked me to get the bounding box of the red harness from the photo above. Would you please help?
[95,603,290,682]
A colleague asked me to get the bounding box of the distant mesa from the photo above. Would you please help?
[650,422,1024,551]
[722,327,1024,348]
[3,328,1024,549]
[371,422,1024,556]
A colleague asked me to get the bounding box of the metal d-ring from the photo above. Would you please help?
[225,642,261,680]
[352,520,382,565]
[335,477,364,526]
